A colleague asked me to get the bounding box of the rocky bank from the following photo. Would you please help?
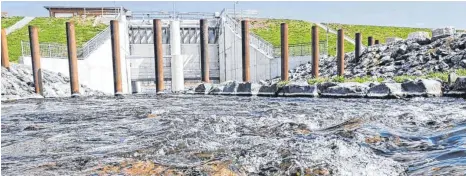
[1,64,106,100]
[286,33,466,81]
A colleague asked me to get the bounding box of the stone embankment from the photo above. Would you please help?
[193,77,466,99]
[283,32,466,81]
[1,64,106,100]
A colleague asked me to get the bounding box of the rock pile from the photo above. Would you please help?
[1,64,106,100]
[194,77,466,98]
[286,33,466,81]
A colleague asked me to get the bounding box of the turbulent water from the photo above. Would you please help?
[1,95,466,175]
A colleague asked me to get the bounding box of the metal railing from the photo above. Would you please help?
[273,42,328,57]
[129,11,219,20]
[21,41,69,59]
[80,26,111,58]
[223,12,275,58]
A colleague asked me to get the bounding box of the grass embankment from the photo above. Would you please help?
[6,17,107,62]
[1,16,24,29]
[324,23,432,45]
[251,19,354,56]
[306,69,466,84]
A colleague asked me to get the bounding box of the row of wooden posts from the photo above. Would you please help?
[0,19,381,97]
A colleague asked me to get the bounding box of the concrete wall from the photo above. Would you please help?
[21,15,132,94]
[22,39,115,94]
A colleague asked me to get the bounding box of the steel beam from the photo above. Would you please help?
[337,29,344,77]
[1,29,10,70]
[110,20,123,96]
[241,20,250,82]
[311,25,319,78]
[66,22,80,97]
[153,19,164,92]
[28,26,43,96]
[200,19,210,82]
[368,36,374,46]
[355,33,361,63]
[281,23,289,81]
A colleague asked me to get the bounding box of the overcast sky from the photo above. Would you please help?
[2,1,466,29]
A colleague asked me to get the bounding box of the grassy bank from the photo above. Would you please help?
[1,16,24,29]
[251,19,354,56]
[324,23,431,45]
[6,17,107,62]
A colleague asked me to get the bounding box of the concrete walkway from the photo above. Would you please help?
[314,22,363,47]
[6,17,35,35]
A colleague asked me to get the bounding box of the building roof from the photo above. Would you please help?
[43,6,129,12]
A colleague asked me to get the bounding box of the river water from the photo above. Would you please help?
[1,95,465,175]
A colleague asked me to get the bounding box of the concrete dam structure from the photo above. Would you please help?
[20,8,306,94]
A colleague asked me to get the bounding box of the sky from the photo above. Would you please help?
[2,1,466,29]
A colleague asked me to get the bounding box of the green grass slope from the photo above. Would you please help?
[324,23,432,45]
[1,16,24,29]
[6,17,107,62]
[251,19,354,56]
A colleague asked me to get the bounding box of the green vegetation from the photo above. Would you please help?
[6,17,107,62]
[1,16,24,29]
[331,76,346,83]
[324,23,431,45]
[393,69,466,83]
[277,80,290,87]
[307,77,328,85]
[251,19,354,56]
[305,69,466,84]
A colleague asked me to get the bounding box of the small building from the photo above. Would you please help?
[44,6,128,18]
[1,12,8,18]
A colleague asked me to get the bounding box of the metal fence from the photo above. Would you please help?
[273,41,328,57]
[21,26,111,59]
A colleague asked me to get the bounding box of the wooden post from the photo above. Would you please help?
[355,33,361,63]
[153,19,164,93]
[311,25,319,78]
[28,26,43,96]
[200,19,209,83]
[110,20,122,96]
[1,29,10,70]
[281,23,289,81]
[66,22,80,97]
[337,29,344,77]
[241,20,250,82]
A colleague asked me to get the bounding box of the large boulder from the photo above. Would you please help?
[367,83,405,98]
[194,83,213,95]
[278,81,318,97]
[401,79,442,97]
[407,31,431,45]
[432,27,456,41]
[236,82,261,96]
[451,77,466,91]
[321,82,370,98]
[445,77,466,97]
[386,37,403,44]
[257,83,280,97]
[209,81,238,95]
